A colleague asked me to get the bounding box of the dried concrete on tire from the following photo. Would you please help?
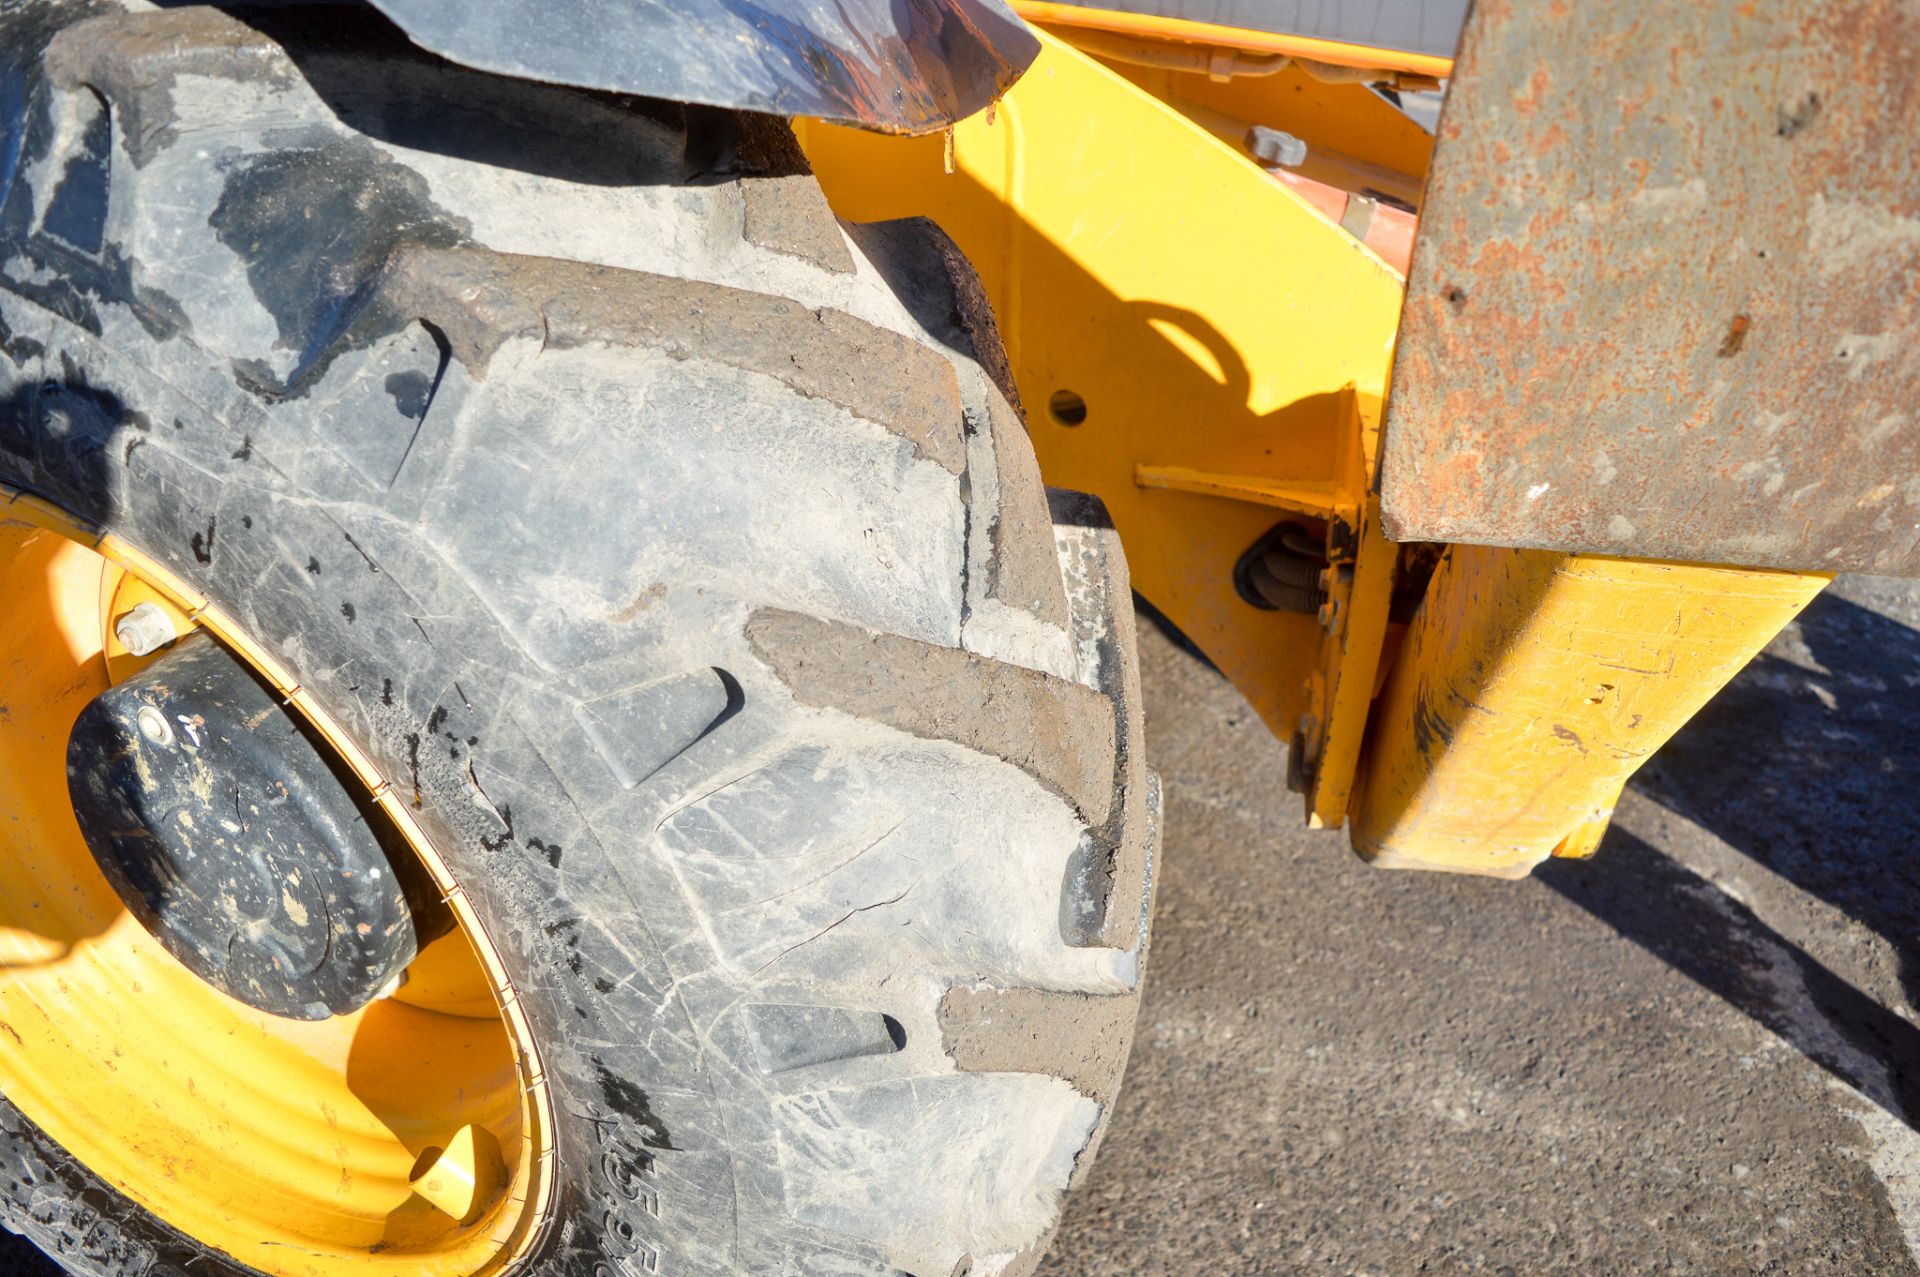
[1040,576,1920,1276]
[748,609,1119,823]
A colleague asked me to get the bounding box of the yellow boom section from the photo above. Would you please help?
[1009,1,1456,77]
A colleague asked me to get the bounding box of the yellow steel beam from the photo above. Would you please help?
[1091,57,1434,192]
[797,30,1406,827]
[1351,547,1829,877]
[1303,388,1397,830]
[1010,2,1456,77]
[1131,464,1335,517]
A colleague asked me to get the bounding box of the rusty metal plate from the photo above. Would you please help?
[1382,0,1920,575]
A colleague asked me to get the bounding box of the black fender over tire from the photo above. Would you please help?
[0,6,1155,1277]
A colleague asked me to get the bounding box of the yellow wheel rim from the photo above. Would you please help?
[0,489,554,1275]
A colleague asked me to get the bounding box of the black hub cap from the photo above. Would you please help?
[66,633,441,1019]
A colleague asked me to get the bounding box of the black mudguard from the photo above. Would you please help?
[367,0,1039,134]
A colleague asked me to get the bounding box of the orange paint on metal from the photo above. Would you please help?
[1266,170,1416,275]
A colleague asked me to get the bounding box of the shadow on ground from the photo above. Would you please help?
[1542,587,1920,1126]
[1041,582,1920,1276]
[1540,826,1920,1126]
[1631,595,1920,995]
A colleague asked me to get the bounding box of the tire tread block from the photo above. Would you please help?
[746,608,1116,826]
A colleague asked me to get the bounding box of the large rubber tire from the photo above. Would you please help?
[0,5,1156,1277]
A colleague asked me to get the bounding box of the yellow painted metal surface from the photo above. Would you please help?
[798,29,1407,824]
[1094,58,1433,198]
[99,561,197,685]
[410,1125,510,1226]
[1131,464,1333,517]
[1351,547,1830,877]
[1011,1,1456,76]
[0,489,552,1275]
[1302,389,1396,830]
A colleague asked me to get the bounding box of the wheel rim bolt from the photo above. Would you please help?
[115,602,178,657]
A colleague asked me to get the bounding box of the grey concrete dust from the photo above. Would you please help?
[1038,576,1920,1277]
[4,578,1917,1277]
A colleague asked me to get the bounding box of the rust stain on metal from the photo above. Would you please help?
[1383,0,1920,575]
[1716,314,1753,358]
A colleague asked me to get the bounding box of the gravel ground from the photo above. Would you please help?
[5,577,1917,1277]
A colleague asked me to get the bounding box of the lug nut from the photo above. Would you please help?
[115,602,178,657]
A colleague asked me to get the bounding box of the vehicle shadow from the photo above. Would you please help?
[1629,592,1920,1010]
[1538,589,1920,1127]
[1539,825,1920,1123]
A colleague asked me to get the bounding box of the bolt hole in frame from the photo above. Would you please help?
[1048,387,1089,425]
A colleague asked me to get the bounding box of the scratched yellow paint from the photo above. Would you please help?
[1351,546,1830,877]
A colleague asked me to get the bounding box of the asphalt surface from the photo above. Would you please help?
[1038,574,1920,1276]
[5,577,1918,1276]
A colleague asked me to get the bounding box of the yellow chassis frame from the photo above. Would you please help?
[798,26,1827,877]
